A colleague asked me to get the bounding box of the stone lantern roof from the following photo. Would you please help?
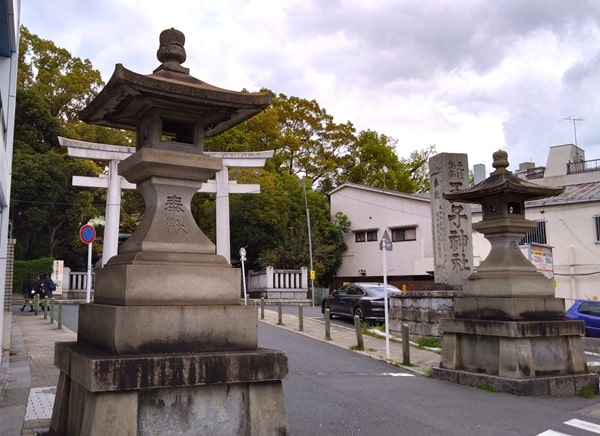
[79,28,271,147]
[444,150,564,204]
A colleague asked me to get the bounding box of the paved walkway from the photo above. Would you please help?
[0,304,441,435]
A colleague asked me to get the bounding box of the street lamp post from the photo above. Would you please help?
[239,247,248,306]
[303,179,315,306]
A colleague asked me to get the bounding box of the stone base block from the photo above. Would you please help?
[78,304,258,354]
[95,252,241,305]
[463,271,555,297]
[432,367,599,396]
[453,296,566,321]
[439,318,590,385]
[50,342,288,435]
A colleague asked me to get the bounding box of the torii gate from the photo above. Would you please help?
[59,137,273,266]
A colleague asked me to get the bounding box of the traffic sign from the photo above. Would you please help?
[379,230,393,251]
[79,224,96,244]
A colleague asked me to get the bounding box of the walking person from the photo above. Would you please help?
[20,272,37,312]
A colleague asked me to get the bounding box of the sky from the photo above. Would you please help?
[19,0,600,172]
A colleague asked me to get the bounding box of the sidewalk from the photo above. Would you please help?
[0,305,441,435]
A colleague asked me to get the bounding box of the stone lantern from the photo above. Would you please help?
[432,150,598,396]
[48,29,289,435]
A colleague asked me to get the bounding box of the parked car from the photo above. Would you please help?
[321,282,402,322]
[566,299,600,337]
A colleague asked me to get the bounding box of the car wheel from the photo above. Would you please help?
[322,301,333,317]
[354,306,364,321]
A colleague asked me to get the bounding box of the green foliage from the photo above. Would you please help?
[18,26,104,122]
[477,384,499,393]
[13,257,54,293]
[577,387,596,399]
[416,337,442,349]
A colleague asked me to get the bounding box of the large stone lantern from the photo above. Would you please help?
[432,150,598,396]
[48,29,289,435]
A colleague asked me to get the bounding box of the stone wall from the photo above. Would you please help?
[389,290,461,339]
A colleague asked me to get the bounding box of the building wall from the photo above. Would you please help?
[0,0,20,351]
[329,184,434,278]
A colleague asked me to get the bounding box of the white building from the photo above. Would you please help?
[0,1,19,353]
[473,144,600,302]
[328,183,434,280]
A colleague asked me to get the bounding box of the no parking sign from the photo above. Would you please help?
[79,224,96,244]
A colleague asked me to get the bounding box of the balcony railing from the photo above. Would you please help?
[567,159,600,175]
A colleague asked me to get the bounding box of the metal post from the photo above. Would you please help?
[43,296,48,319]
[260,297,265,320]
[86,242,92,303]
[325,308,331,340]
[50,298,55,324]
[239,247,247,306]
[277,301,283,325]
[354,315,364,351]
[303,179,315,306]
[402,323,410,365]
[57,302,63,329]
[34,294,39,315]
[298,305,303,332]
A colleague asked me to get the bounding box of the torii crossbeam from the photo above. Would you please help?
[59,136,273,265]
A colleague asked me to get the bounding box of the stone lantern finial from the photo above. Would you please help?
[491,149,510,174]
[154,27,189,74]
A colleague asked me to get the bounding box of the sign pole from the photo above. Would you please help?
[383,243,390,359]
[86,242,92,303]
[379,230,392,359]
[79,224,96,303]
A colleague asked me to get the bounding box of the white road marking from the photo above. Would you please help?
[565,418,600,434]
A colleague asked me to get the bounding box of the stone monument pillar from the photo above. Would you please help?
[432,150,598,396]
[429,153,473,287]
[47,29,289,434]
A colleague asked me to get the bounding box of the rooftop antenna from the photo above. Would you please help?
[560,116,584,146]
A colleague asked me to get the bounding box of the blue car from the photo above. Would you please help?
[566,300,600,337]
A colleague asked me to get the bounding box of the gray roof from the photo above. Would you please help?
[525,181,600,207]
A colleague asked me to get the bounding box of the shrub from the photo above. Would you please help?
[13,258,54,293]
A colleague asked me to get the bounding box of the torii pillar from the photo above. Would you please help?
[59,136,273,265]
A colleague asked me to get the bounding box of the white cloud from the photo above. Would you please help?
[20,0,600,173]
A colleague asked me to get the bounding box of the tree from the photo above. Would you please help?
[18,26,104,123]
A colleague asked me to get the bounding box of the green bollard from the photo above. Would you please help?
[260,297,265,320]
[50,298,55,324]
[277,301,283,325]
[353,315,364,351]
[325,308,331,340]
[34,294,39,315]
[298,305,304,332]
[57,302,63,329]
[402,323,410,365]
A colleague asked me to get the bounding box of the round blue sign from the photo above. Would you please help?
[79,224,96,244]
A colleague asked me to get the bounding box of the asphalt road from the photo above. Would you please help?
[43,303,600,435]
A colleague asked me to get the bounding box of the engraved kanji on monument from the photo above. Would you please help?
[429,153,473,287]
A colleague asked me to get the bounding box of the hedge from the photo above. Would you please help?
[13,258,54,294]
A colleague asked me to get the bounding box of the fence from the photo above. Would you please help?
[248,266,308,299]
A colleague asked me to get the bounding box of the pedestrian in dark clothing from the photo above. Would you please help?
[42,273,56,298]
[21,272,37,312]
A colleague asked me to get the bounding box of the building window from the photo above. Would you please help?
[391,227,416,242]
[595,215,600,243]
[520,220,547,245]
[355,230,378,243]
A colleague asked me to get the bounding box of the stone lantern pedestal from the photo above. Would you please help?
[47,29,289,435]
[432,150,599,396]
